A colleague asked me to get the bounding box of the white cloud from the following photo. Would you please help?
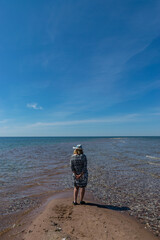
[1,112,160,136]
[27,113,140,128]
[0,119,12,124]
[27,103,43,110]
[151,112,160,116]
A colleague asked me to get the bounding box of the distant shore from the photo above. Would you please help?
[0,190,159,240]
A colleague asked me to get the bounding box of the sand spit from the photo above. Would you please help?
[1,191,159,240]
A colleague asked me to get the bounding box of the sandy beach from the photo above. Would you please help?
[1,190,159,240]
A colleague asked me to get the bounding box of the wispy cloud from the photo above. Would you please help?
[1,1,160,137]
[1,112,160,136]
[27,113,140,128]
[27,103,43,110]
[0,119,14,124]
[150,112,160,116]
[0,119,10,124]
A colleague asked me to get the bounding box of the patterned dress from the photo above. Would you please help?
[70,154,88,187]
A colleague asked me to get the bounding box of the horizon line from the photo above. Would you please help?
[0,136,160,138]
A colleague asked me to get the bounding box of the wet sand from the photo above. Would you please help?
[1,190,159,240]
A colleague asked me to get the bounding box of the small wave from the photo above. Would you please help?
[146,155,160,160]
[148,161,160,166]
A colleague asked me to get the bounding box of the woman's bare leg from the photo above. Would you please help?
[74,186,79,203]
[80,187,85,202]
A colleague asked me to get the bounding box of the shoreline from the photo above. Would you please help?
[1,137,160,238]
[0,190,159,240]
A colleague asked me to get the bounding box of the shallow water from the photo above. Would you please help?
[0,137,160,236]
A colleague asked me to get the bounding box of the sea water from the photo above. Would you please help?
[0,137,160,235]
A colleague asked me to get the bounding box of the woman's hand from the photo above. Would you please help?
[75,174,81,179]
[75,172,84,179]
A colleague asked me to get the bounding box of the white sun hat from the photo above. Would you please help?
[73,144,83,150]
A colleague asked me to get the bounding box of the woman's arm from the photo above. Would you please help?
[81,155,87,174]
[76,155,87,179]
[71,157,79,178]
[70,158,75,172]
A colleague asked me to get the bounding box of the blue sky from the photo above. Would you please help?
[0,0,160,136]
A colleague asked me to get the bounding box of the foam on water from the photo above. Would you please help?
[146,155,160,160]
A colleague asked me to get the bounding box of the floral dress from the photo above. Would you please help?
[70,154,88,187]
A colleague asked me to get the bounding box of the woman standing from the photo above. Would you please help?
[70,144,88,205]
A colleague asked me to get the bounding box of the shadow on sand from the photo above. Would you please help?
[86,202,130,211]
